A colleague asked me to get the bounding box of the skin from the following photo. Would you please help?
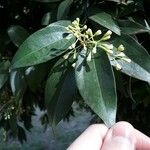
[67,121,150,150]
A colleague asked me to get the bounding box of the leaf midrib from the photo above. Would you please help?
[91,58,107,116]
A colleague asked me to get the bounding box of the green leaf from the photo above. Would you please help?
[0,60,10,73]
[112,34,150,73]
[0,61,10,89]
[89,12,121,35]
[11,21,76,69]
[75,49,117,127]
[7,25,29,47]
[57,0,73,20]
[118,20,150,34]
[10,69,27,100]
[109,49,150,83]
[45,60,76,126]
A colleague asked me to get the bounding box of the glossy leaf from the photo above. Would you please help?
[75,49,117,127]
[112,34,150,73]
[89,12,121,35]
[57,0,73,20]
[11,21,76,69]
[109,49,150,83]
[7,26,29,47]
[45,60,76,126]
[118,20,150,34]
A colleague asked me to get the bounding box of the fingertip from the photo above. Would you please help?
[134,129,150,150]
[101,121,135,150]
[67,124,108,150]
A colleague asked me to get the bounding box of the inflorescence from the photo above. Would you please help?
[65,18,131,70]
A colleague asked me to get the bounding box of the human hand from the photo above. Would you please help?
[67,121,150,150]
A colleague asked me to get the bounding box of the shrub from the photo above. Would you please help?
[0,0,150,142]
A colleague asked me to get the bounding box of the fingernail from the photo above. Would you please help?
[110,125,135,150]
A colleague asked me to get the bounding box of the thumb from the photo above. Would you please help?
[101,121,135,150]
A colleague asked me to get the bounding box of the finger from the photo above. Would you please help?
[101,121,135,150]
[134,129,150,150]
[67,124,108,150]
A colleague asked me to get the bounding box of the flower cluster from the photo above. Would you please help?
[112,44,131,70]
[3,105,15,120]
[65,18,131,69]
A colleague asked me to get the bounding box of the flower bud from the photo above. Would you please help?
[122,57,131,63]
[92,46,97,54]
[95,30,102,36]
[73,52,77,59]
[83,25,87,30]
[72,63,76,68]
[118,44,125,51]
[76,18,80,23]
[63,53,70,59]
[101,35,111,41]
[86,28,93,36]
[71,43,76,49]
[116,63,122,70]
[105,30,112,36]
